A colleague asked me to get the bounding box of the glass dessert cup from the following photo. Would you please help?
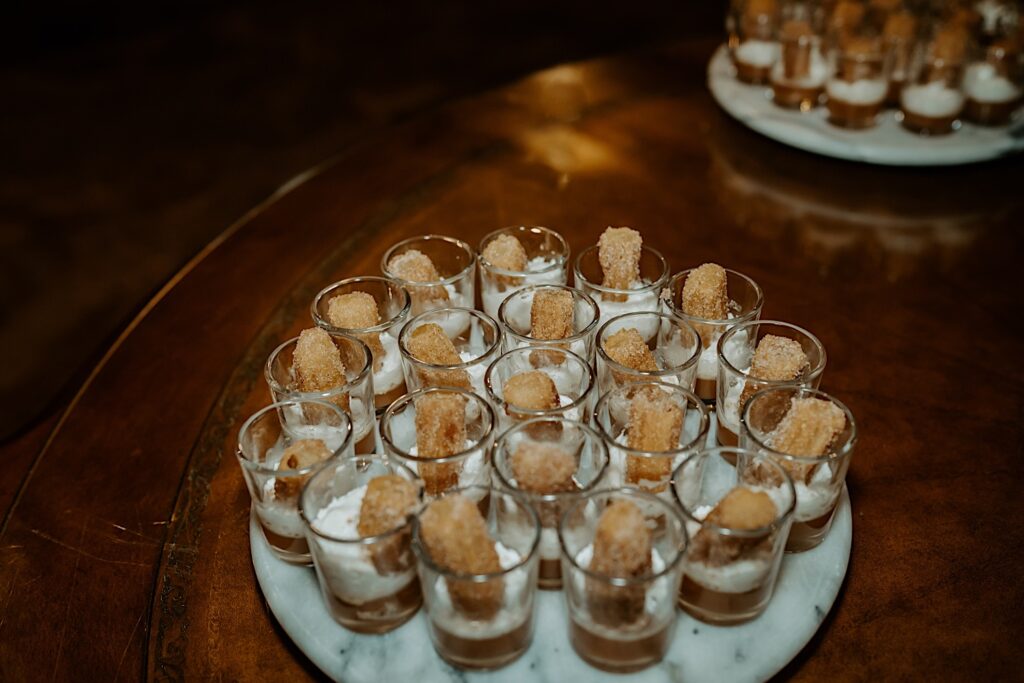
[772,12,828,111]
[727,0,781,85]
[265,331,378,454]
[595,311,701,397]
[963,41,1023,126]
[380,234,476,317]
[498,284,599,362]
[716,320,827,457]
[573,244,668,323]
[593,381,710,497]
[397,307,501,396]
[492,418,610,589]
[380,387,496,499]
[299,455,424,633]
[740,387,857,552]
[899,34,967,135]
[412,486,541,670]
[662,267,764,403]
[825,37,892,128]
[484,345,595,433]
[237,399,353,564]
[311,275,412,412]
[559,488,687,673]
[478,225,570,320]
[672,447,796,625]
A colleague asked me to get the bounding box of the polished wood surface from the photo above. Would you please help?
[1,38,1022,681]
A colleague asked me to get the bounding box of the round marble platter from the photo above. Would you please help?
[251,417,853,683]
[707,44,1024,166]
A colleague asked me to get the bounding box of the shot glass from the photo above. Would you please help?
[493,418,609,588]
[826,35,892,128]
[899,27,968,135]
[380,387,496,499]
[772,6,828,110]
[237,399,353,564]
[398,307,502,396]
[559,488,687,673]
[662,267,764,403]
[740,386,856,552]
[573,244,668,323]
[412,486,541,670]
[381,235,476,318]
[672,447,796,625]
[311,276,412,412]
[595,312,701,396]
[478,226,570,320]
[882,10,918,105]
[265,332,378,454]
[299,455,424,633]
[498,284,600,362]
[593,381,710,497]
[963,39,1023,126]
[716,320,827,452]
[727,0,781,85]
[483,346,595,433]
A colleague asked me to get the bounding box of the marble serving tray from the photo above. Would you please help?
[707,44,1024,166]
[252,418,853,683]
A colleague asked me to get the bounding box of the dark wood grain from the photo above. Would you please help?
[1,37,1021,681]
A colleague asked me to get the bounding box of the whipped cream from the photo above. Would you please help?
[901,82,965,118]
[736,39,780,68]
[684,496,778,593]
[964,61,1023,103]
[406,439,489,490]
[771,48,827,88]
[374,333,405,393]
[256,490,307,538]
[311,484,417,604]
[540,527,561,560]
[481,256,564,320]
[573,545,669,616]
[793,461,836,521]
[719,379,745,434]
[435,294,472,339]
[597,283,662,336]
[827,78,888,104]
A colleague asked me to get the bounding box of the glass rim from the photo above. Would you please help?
[411,485,541,580]
[593,381,710,456]
[662,267,765,326]
[497,284,600,345]
[559,487,688,586]
[595,311,701,377]
[380,386,496,464]
[310,275,412,336]
[483,345,595,418]
[380,234,477,287]
[236,399,353,476]
[298,454,424,543]
[478,225,570,277]
[716,319,827,382]
[264,331,374,396]
[572,244,669,295]
[740,386,858,464]
[492,418,612,502]
[671,447,797,538]
[397,307,502,370]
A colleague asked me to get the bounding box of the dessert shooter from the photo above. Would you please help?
[483,346,595,432]
[899,25,969,134]
[727,0,781,84]
[478,226,569,320]
[498,284,600,362]
[963,38,1023,125]
[594,381,709,498]
[311,276,411,411]
[595,312,700,396]
[265,328,378,454]
[772,7,829,110]
[662,264,764,402]
[716,321,827,453]
[573,227,669,325]
[741,387,856,552]
[559,489,687,672]
[300,455,424,632]
[397,307,501,396]
[381,387,495,499]
[825,0,866,49]
[236,399,353,563]
[413,487,541,670]
[381,235,475,331]
[826,35,892,128]
[882,10,919,105]
[672,447,795,624]
[493,418,609,588]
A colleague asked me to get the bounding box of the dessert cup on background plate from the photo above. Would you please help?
[478,226,569,320]
[498,284,599,361]
[397,307,502,396]
[595,311,701,396]
[727,0,781,84]
[381,234,476,319]
[573,244,668,323]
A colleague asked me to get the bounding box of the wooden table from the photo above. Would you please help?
[1,38,1021,681]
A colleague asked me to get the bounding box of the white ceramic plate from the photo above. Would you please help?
[252,419,853,683]
[707,44,1024,166]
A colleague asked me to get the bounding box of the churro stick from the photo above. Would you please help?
[406,323,471,390]
[529,289,574,366]
[414,391,467,495]
[780,19,814,79]
[587,500,652,626]
[597,227,642,301]
[691,487,777,565]
[482,234,528,287]
[294,327,350,411]
[625,389,684,492]
[768,397,846,482]
[326,292,385,371]
[738,334,809,407]
[681,263,729,348]
[840,36,881,81]
[273,439,333,498]
[387,249,450,313]
[358,474,420,573]
[741,0,778,37]
[418,494,504,620]
[602,328,659,385]
[504,370,563,439]
[510,442,577,494]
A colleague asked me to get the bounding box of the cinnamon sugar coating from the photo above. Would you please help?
[682,263,729,321]
[414,391,467,495]
[274,439,332,497]
[504,371,560,412]
[359,474,420,573]
[769,397,846,482]
[739,334,809,407]
[530,289,574,341]
[406,323,470,390]
[625,388,684,491]
[294,327,350,411]
[597,227,642,292]
[482,234,528,272]
[690,487,777,567]
[387,249,450,311]
[587,499,652,625]
[603,328,658,372]
[510,442,577,494]
[327,292,385,370]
